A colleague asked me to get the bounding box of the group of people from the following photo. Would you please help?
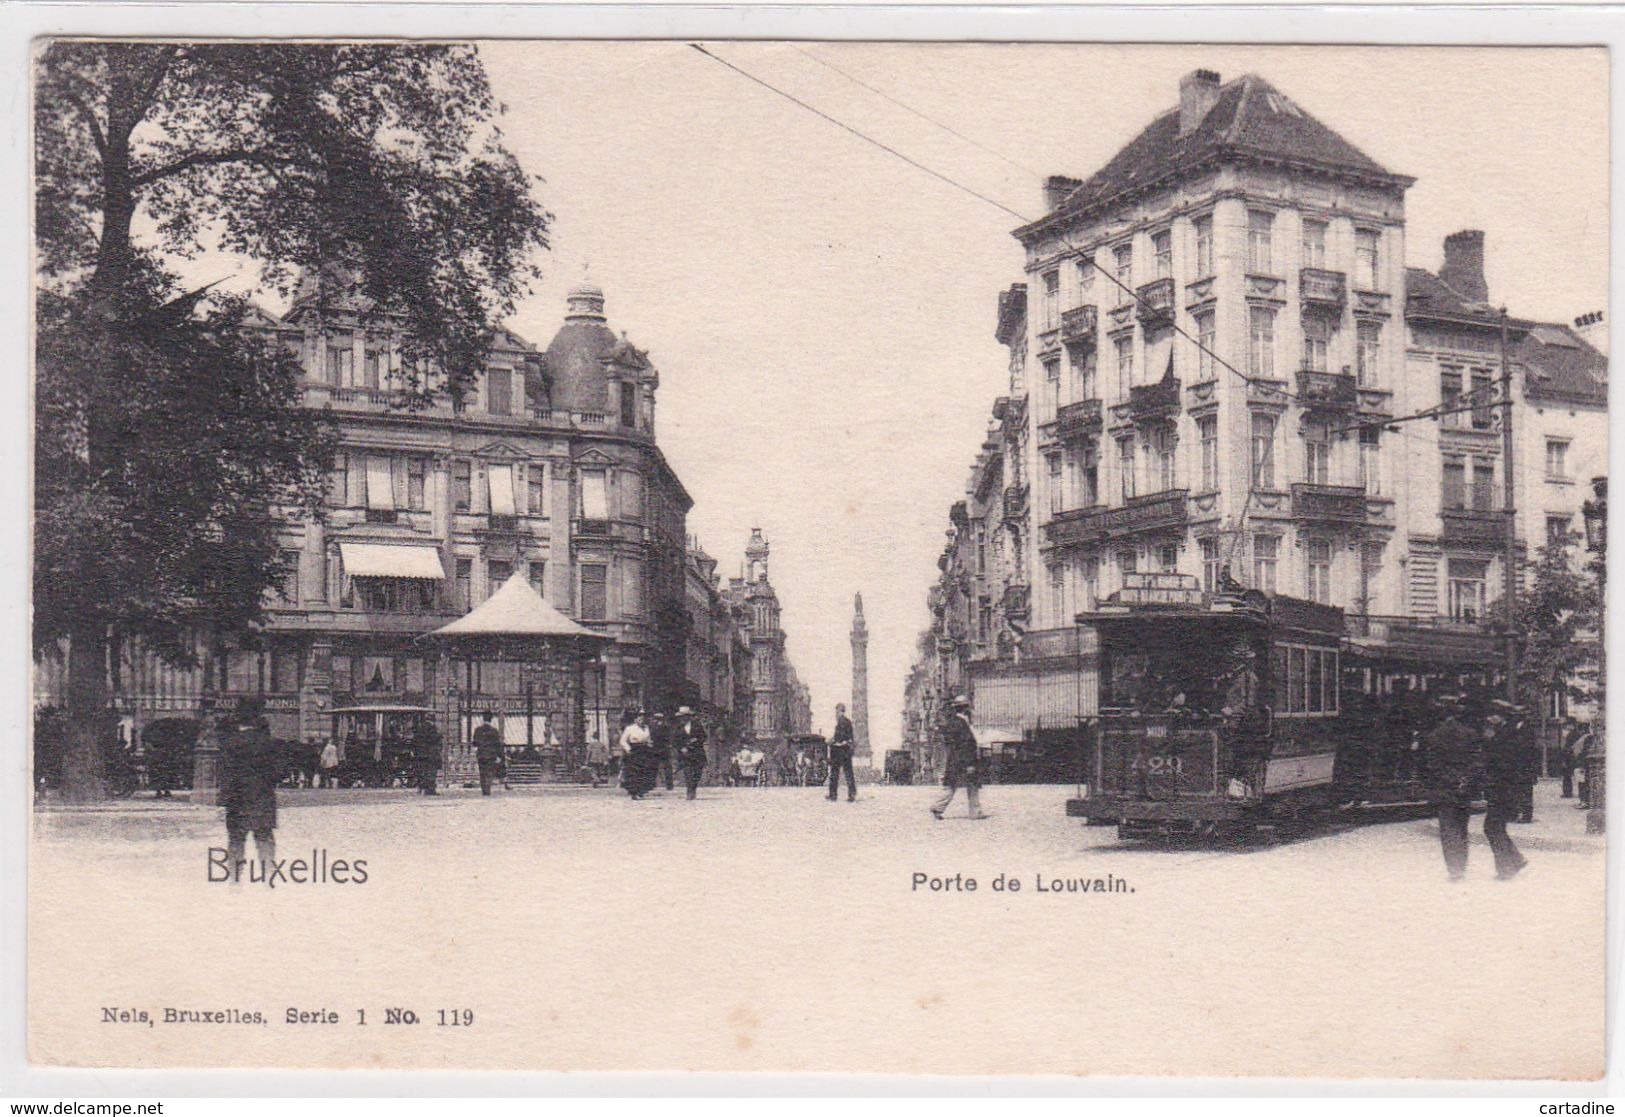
[1426,693,1543,881]
[616,707,710,800]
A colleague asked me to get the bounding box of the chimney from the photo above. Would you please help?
[1574,310,1608,357]
[1440,230,1488,303]
[1043,175,1082,212]
[1179,69,1221,135]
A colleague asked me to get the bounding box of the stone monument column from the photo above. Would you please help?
[851,592,870,767]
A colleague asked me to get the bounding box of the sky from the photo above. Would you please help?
[467,43,1607,747]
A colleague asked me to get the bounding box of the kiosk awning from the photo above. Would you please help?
[338,542,445,580]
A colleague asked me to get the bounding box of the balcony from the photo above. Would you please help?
[1002,484,1028,523]
[1060,305,1098,347]
[487,513,519,534]
[1043,491,1188,547]
[1291,482,1366,525]
[1055,398,1103,440]
[364,508,398,525]
[1299,267,1347,311]
[575,518,613,537]
[1129,377,1181,422]
[1441,507,1505,546]
[1135,277,1176,328]
[1001,583,1031,621]
[1296,369,1358,412]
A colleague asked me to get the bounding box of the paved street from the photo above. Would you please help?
[31,780,1603,1077]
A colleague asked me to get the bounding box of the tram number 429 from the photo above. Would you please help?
[1131,755,1184,776]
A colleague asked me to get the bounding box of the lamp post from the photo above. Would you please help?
[1581,477,1607,835]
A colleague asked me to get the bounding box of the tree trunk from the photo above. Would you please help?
[59,622,110,803]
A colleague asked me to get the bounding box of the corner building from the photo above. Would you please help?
[1018,70,1414,635]
[39,280,696,781]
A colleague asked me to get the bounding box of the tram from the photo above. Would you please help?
[1065,572,1501,839]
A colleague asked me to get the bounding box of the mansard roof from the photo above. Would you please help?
[1016,73,1411,243]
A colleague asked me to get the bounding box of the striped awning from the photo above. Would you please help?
[338,542,445,580]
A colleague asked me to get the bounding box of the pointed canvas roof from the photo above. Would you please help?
[429,573,609,641]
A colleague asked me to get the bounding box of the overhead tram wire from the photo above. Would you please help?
[690,42,1298,408]
[694,45,1558,536]
[787,43,1051,183]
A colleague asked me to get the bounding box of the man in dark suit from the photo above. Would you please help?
[651,712,675,792]
[930,694,987,821]
[222,696,279,879]
[675,707,708,800]
[1483,702,1530,878]
[827,703,857,803]
[413,717,442,796]
[473,712,504,796]
[1426,693,1480,882]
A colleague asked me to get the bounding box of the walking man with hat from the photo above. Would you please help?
[675,707,708,800]
[473,711,504,797]
[1425,692,1481,881]
[221,695,279,880]
[930,694,987,821]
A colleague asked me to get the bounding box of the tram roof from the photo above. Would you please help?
[329,705,439,716]
[1343,616,1503,668]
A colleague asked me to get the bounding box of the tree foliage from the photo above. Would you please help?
[1513,534,1604,714]
[34,41,551,799]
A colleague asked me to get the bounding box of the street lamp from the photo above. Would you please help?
[1581,476,1606,835]
[1583,477,1607,554]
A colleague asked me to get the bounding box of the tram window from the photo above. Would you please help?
[1290,647,1308,713]
[1272,647,1288,709]
[1307,651,1324,713]
[1324,651,1340,713]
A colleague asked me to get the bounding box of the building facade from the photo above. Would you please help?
[904,68,1608,756]
[38,281,710,780]
[723,529,812,759]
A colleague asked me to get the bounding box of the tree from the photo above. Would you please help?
[35,42,551,800]
[1512,533,1604,719]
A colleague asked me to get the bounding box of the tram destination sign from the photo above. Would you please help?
[1114,572,1206,607]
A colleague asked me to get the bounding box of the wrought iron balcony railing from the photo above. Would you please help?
[1290,483,1366,525]
[1441,507,1505,545]
[1299,267,1347,310]
[1054,398,1103,439]
[1129,377,1181,422]
[1296,369,1358,411]
[1060,305,1098,346]
[1135,277,1176,328]
[1043,490,1188,547]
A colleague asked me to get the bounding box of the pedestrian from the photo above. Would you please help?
[473,711,504,796]
[1572,723,1596,806]
[930,695,987,821]
[1425,693,1480,881]
[796,749,811,787]
[651,712,675,792]
[1558,723,1580,800]
[828,703,857,803]
[319,737,340,789]
[221,696,278,880]
[413,717,442,796]
[618,710,654,800]
[1482,704,1530,879]
[1503,702,1540,823]
[675,707,708,800]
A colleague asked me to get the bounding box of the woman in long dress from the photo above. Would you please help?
[618,711,655,800]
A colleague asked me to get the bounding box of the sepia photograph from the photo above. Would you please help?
[18,28,1612,1086]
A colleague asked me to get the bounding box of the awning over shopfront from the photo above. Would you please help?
[338,542,446,580]
[430,572,607,640]
[973,725,1025,752]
